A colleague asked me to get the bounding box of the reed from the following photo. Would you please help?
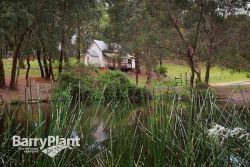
[0,87,249,166]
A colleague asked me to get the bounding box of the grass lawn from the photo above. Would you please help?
[3,58,80,79]
[166,63,249,84]
[2,58,249,85]
[129,63,249,87]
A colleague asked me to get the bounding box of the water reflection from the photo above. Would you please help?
[0,102,51,135]
[1,102,145,151]
[89,119,107,151]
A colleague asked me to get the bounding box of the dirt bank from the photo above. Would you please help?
[0,77,53,102]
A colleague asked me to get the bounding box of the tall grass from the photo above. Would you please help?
[0,87,249,166]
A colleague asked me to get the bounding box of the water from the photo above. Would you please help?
[0,99,249,166]
[0,102,145,150]
[6,103,51,123]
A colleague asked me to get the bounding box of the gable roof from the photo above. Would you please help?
[93,40,109,51]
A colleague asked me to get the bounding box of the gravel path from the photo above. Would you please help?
[211,80,250,87]
[211,80,250,106]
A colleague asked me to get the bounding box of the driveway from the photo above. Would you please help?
[211,80,250,107]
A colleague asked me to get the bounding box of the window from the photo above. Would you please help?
[128,59,132,64]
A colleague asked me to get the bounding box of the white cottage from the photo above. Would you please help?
[84,40,135,70]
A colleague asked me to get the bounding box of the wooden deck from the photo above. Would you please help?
[108,62,132,69]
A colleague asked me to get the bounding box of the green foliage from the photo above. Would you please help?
[95,71,149,103]
[156,65,168,75]
[55,66,148,103]
[92,71,130,101]
[55,64,97,100]
[247,73,250,78]
[1,88,249,166]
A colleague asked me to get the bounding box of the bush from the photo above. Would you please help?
[156,65,168,75]
[54,64,98,102]
[95,71,149,103]
[247,72,250,78]
[55,68,148,104]
[92,71,131,101]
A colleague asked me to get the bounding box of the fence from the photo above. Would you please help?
[174,72,198,87]
[24,80,53,103]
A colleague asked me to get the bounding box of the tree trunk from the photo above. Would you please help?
[159,56,162,66]
[61,0,68,68]
[0,54,6,89]
[187,51,195,88]
[42,47,50,79]
[15,60,21,88]
[193,55,201,84]
[205,39,213,85]
[190,68,195,88]
[58,31,65,76]
[26,57,30,87]
[187,46,201,87]
[9,49,19,90]
[135,58,140,85]
[77,40,81,62]
[48,57,55,81]
[48,10,55,81]
[77,22,81,62]
[205,61,211,85]
[37,49,45,78]
[58,45,63,76]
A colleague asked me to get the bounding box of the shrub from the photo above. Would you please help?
[55,68,148,104]
[156,65,168,75]
[247,72,250,78]
[91,70,149,103]
[54,64,98,102]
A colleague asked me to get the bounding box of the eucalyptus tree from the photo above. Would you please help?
[71,0,99,62]
[57,0,98,76]
[20,36,34,86]
[104,0,160,85]
[102,0,128,72]
[35,0,61,80]
[125,1,161,85]
[199,0,250,85]
[0,0,46,90]
[146,0,205,87]
[106,0,141,84]
[214,14,250,73]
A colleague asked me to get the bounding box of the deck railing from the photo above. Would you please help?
[108,62,132,69]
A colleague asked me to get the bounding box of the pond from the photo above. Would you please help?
[0,101,147,149]
[0,96,249,166]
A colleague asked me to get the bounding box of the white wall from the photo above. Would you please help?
[85,53,100,66]
[132,59,135,69]
[84,42,103,67]
[85,41,136,69]
[102,55,109,67]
